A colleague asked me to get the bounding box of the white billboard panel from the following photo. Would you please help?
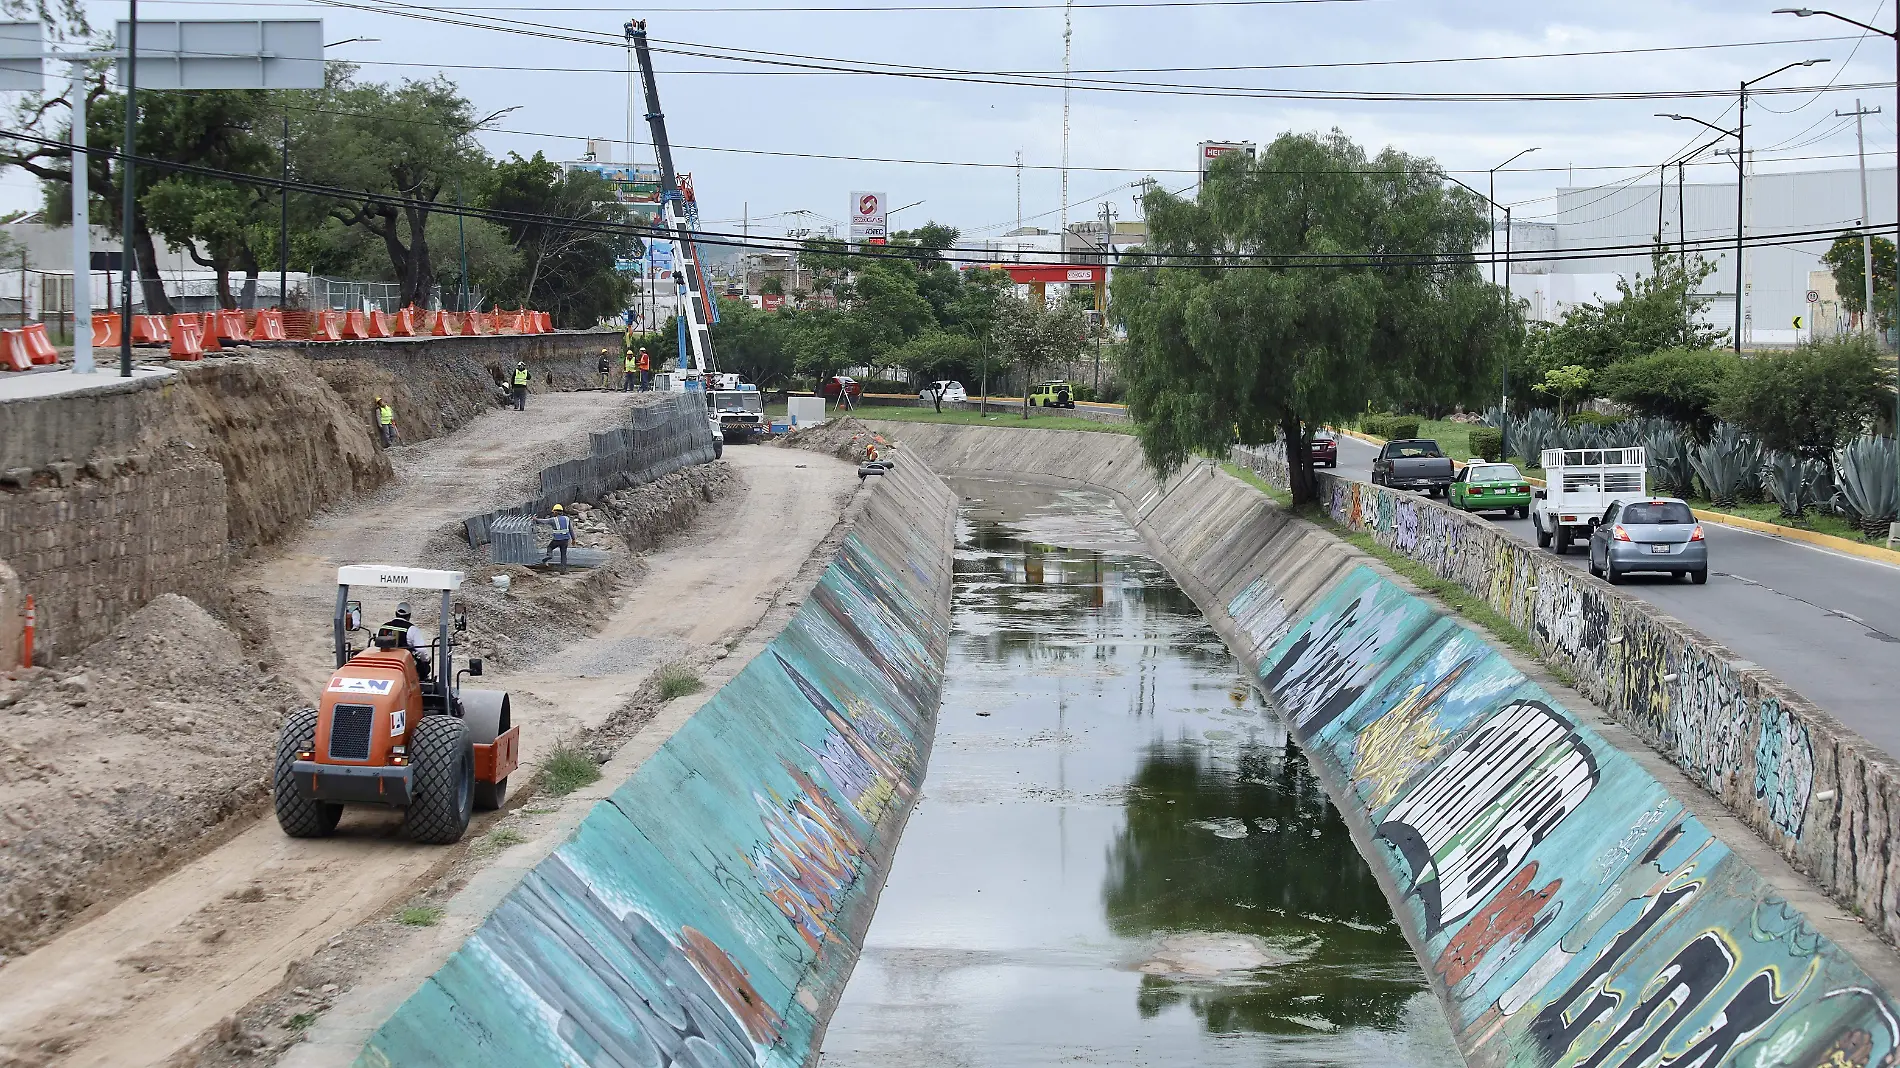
[849,190,887,243]
[116,20,325,90]
[0,21,42,91]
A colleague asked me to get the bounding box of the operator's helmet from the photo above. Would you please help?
[517,360,526,368]
[394,602,412,620]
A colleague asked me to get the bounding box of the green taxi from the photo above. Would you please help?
[1450,462,1533,518]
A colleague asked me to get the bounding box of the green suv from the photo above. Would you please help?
[1029,381,1076,408]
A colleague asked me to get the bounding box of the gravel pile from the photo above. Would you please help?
[0,595,302,957]
[776,417,894,464]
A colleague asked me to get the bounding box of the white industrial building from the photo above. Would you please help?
[1506,165,1896,347]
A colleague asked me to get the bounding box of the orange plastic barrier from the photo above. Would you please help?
[0,331,29,371]
[537,311,553,332]
[250,309,289,341]
[91,313,122,348]
[168,315,204,360]
[459,311,488,336]
[215,310,248,343]
[340,310,369,340]
[427,309,454,336]
[130,314,170,345]
[367,310,396,339]
[317,310,346,342]
[197,315,223,354]
[12,323,56,365]
[393,307,420,337]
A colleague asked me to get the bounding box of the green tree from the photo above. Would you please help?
[1821,231,1896,328]
[994,293,1084,418]
[289,70,491,307]
[1522,251,1726,389]
[1714,336,1891,462]
[1532,365,1593,418]
[710,297,793,387]
[1593,347,1739,437]
[481,152,635,324]
[1113,130,1517,504]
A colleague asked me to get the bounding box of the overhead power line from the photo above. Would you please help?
[2,129,1886,272]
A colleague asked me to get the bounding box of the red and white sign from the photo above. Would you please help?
[850,190,888,242]
[1197,141,1257,180]
[761,293,785,311]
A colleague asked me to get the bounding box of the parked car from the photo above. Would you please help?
[1310,430,1338,468]
[1451,462,1532,518]
[919,380,968,403]
[820,375,862,400]
[1371,439,1454,496]
[1588,498,1707,584]
[1029,380,1076,408]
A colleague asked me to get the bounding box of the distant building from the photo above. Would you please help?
[1506,165,1896,347]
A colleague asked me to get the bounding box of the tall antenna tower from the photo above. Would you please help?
[1016,150,1023,231]
[1059,0,1072,248]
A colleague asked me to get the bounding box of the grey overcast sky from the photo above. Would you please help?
[8,0,1898,240]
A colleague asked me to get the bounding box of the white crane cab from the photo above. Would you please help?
[1531,446,1647,555]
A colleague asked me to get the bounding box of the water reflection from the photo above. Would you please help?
[819,482,1460,1068]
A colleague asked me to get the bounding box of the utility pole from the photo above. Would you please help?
[68,59,90,373]
[118,0,137,378]
[1015,150,1023,231]
[279,113,288,311]
[1059,0,1071,248]
[456,176,468,311]
[1840,99,1881,340]
[1095,200,1116,394]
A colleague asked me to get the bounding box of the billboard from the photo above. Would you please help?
[646,241,674,277]
[850,191,888,244]
[1197,141,1256,181]
[566,162,663,219]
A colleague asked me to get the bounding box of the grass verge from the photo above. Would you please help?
[1219,461,1292,508]
[539,743,603,797]
[397,905,445,927]
[657,663,704,701]
[485,827,527,849]
[854,404,1133,434]
[1689,498,1872,542]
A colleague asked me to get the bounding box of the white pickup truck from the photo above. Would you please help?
[1531,447,1647,555]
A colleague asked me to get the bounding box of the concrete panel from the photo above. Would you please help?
[357,458,957,1067]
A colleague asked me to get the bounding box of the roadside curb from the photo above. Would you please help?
[1333,424,1900,565]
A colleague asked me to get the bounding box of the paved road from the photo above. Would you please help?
[1329,433,1900,759]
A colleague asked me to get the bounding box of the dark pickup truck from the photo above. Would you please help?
[1371,438,1455,497]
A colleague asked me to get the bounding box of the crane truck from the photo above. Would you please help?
[627,20,764,444]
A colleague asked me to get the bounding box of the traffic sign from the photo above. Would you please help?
[115,19,324,90]
[0,21,42,91]
[1807,290,1821,303]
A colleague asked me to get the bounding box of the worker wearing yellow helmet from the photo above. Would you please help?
[535,503,574,571]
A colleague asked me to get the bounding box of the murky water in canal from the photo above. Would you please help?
[819,481,1462,1067]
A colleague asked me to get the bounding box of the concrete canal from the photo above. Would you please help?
[819,480,1462,1067]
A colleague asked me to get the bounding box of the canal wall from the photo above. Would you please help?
[355,454,958,1068]
[880,420,1900,1068]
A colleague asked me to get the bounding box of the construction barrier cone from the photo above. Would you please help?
[216,310,248,343]
[459,311,484,336]
[20,323,58,365]
[168,315,205,360]
[131,314,170,345]
[392,307,419,337]
[341,310,370,340]
[428,309,454,336]
[367,310,395,338]
[538,311,553,332]
[0,331,29,371]
[91,313,121,348]
[198,316,223,354]
[311,310,344,342]
[252,309,289,341]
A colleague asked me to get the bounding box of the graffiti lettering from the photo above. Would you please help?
[1262,582,1416,737]
[1352,656,1473,810]
[1379,700,1600,935]
[1527,880,1701,1055]
[1754,698,1815,840]
[1670,652,1750,793]
[1436,861,1561,989]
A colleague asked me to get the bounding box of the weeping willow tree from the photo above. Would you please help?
[1113,130,1520,506]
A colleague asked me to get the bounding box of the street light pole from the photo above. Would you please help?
[118,0,136,378]
[1744,58,1830,350]
[1488,147,1537,460]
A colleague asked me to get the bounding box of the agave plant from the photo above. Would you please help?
[1836,435,1899,539]
[1515,409,1560,468]
[1690,440,1747,507]
[1764,452,1811,519]
[1642,423,1696,498]
[1722,428,1765,504]
[1481,406,1505,429]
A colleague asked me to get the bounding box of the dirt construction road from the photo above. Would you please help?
[0,395,857,1068]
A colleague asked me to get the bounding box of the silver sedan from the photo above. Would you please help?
[1587,498,1708,584]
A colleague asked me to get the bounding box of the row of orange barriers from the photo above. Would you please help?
[5,305,558,370]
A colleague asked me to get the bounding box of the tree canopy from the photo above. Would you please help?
[1113,130,1519,504]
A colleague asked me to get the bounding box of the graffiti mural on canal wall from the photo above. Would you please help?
[357,468,955,1068]
[1244,562,1900,1068]
[1227,447,1899,951]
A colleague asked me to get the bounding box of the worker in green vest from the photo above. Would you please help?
[623,346,639,392]
[374,396,397,447]
[511,361,530,411]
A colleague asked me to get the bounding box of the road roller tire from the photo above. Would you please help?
[403,716,474,844]
[274,708,342,838]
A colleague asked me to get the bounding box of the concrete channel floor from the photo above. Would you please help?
[1328,432,1900,758]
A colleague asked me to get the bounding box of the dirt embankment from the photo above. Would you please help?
[778,416,892,464]
[0,595,301,960]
